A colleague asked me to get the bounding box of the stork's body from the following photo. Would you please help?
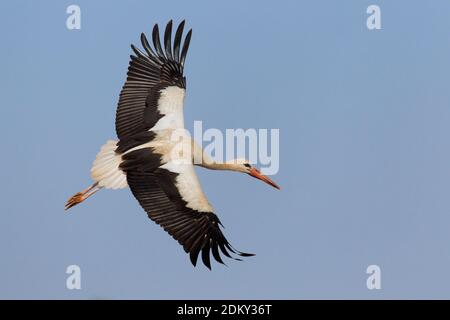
[66,21,279,269]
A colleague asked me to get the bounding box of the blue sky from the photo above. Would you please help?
[1,0,450,299]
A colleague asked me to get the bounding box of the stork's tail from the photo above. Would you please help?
[65,182,101,210]
[65,139,127,211]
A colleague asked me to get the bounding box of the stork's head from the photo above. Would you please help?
[226,158,280,190]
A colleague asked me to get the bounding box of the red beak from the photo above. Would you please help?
[249,168,280,190]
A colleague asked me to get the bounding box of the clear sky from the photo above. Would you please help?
[1,0,450,299]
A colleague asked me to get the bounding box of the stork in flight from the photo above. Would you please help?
[65,20,280,269]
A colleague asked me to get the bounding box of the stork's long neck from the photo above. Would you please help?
[191,141,241,172]
[200,161,239,171]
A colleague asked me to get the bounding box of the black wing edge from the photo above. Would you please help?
[185,212,255,270]
[133,20,193,70]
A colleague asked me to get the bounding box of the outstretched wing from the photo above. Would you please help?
[115,20,192,140]
[121,148,254,269]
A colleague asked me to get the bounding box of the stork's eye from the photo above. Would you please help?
[244,163,251,168]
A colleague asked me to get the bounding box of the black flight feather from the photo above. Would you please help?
[164,20,173,60]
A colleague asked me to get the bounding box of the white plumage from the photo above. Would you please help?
[150,86,186,131]
[91,140,127,189]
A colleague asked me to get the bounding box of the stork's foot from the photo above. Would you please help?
[65,183,100,211]
[65,192,85,210]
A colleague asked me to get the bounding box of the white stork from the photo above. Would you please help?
[65,21,280,269]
